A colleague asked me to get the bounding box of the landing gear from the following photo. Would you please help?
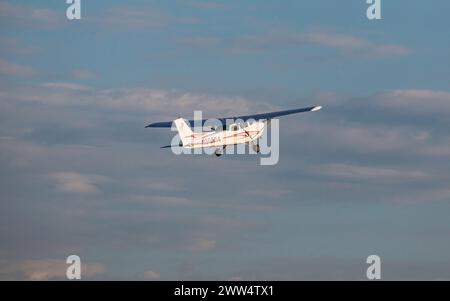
[252,143,260,153]
[215,146,225,157]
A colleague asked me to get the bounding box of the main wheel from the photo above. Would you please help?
[252,144,260,153]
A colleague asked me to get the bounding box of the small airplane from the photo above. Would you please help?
[146,105,322,156]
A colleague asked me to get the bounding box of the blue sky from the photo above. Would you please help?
[1,0,450,280]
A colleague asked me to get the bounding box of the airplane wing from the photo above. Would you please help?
[145,105,322,128]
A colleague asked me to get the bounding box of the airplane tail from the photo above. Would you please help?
[173,118,193,147]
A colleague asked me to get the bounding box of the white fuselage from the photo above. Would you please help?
[182,120,266,149]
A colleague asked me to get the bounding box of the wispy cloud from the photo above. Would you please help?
[49,172,110,194]
[72,69,96,80]
[3,83,272,118]
[182,29,411,57]
[0,36,41,55]
[187,1,225,10]
[130,195,201,207]
[291,121,437,155]
[92,6,199,30]
[190,238,217,252]
[0,2,198,31]
[302,31,411,56]
[0,58,33,77]
[96,7,171,30]
[376,90,450,115]
[41,82,91,91]
[143,270,161,280]
[0,259,104,280]
[313,163,428,181]
[0,1,63,28]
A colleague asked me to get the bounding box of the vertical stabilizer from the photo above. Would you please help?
[173,118,193,146]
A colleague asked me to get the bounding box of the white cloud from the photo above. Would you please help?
[188,1,225,10]
[0,2,63,27]
[0,2,195,30]
[182,30,411,57]
[93,6,199,30]
[143,270,161,280]
[0,58,33,77]
[288,89,450,158]
[97,7,171,29]
[291,121,429,154]
[313,163,428,180]
[190,239,216,252]
[73,70,96,80]
[49,172,110,195]
[130,195,200,207]
[0,36,40,55]
[41,82,91,91]
[377,90,450,115]
[3,84,272,118]
[0,259,104,280]
[302,31,411,56]
[245,188,291,198]
[30,8,60,23]
[391,188,450,204]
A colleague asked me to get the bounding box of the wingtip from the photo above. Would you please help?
[144,121,174,128]
[311,105,322,112]
[145,123,160,128]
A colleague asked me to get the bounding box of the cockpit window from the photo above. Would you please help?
[233,121,245,129]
